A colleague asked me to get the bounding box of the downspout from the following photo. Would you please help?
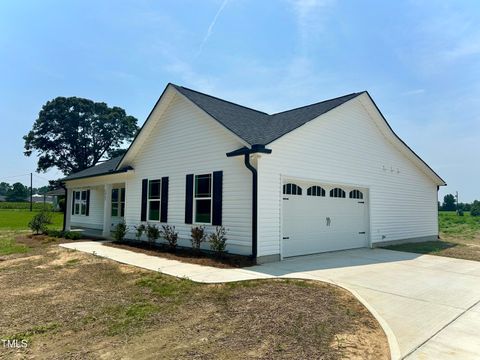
[61,183,67,232]
[244,153,258,259]
[226,144,272,262]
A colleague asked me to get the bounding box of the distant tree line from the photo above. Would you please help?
[439,194,480,216]
[0,182,50,202]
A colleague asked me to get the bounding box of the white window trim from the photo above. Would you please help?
[193,173,213,225]
[112,188,125,218]
[147,179,161,222]
[73,189,87,216]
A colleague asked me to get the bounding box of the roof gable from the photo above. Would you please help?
[63,83,444,186]
[173,84,361,145]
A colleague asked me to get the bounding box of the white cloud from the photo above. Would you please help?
[195,0,229,58]
[289,0,335,52]
[401,89,425,96]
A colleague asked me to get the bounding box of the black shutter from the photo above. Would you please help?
[141,179,148,222]
[85,190,90,216]
[185,174,194,224]
[71,191,75,215]
[160,177,169,223]
[212,171,223,226]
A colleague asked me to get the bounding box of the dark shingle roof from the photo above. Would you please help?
[173,84,362,145]
[63,156,125,181]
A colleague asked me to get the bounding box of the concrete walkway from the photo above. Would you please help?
[60,241,480,360]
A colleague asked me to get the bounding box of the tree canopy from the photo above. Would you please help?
[24,97,138,175]
[6,182,29,202]
[442,194,456,211]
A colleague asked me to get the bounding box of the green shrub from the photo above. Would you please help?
[63,231,82,240]
[190,225,206,251]
[134,224,146,240]
[160,225,178,251]
[113,221,128,242]
[46,229,63,238]
[146,224,160,245]
[209,226,228,256]
[28,211,53,234]
[471,201,480,217]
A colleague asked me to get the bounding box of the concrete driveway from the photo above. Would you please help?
[252,249,480,360]
[62,242,480,359]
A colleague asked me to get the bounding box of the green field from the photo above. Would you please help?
[0,210,63,230]
[0,202,54,211]
[385,211,480,261]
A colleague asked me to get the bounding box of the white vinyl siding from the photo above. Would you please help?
[257,94,438,257]
[123,95,252,255]
[70,186,104,230]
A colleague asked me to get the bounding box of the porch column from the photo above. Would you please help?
[64,188,72,231]
[102,184,112,238]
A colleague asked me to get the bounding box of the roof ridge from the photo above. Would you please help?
[171,84,270,116]
[271,92,364,117]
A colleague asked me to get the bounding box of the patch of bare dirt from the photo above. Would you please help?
[106,241,256,268]
[0,239,389,360]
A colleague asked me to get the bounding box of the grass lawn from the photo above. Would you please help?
[0,231,389,359]
[384,211,480,261]
[0,209,63,230]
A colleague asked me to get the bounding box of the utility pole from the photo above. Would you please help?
[30,172,33,212]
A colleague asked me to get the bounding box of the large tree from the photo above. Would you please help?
[0,182,10,196]
[24,97,138,175]
[6,182,29,202]
[442,194,456,211]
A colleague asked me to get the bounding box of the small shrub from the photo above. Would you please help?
[160,225,178,251]
[28,211,53,234]
[457,209,464,216]
[113,221,128,242]
[190,225,206,251]
[471,201,480,217]
[209,226,228,256]
[146,224,160,245]
[135,224,146,241]
[46,229,63,238]
[63,231,82,240]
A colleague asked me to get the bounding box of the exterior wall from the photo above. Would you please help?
[70,185,105,230]
[122,94,252,255]
[257,97,438,257]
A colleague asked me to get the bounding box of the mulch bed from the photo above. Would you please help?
[105,240,256,268]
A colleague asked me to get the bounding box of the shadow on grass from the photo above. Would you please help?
[383,241,458,255]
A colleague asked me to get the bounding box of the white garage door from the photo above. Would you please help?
[282,182,368,257]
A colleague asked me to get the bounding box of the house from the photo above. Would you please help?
[62,83,446,263]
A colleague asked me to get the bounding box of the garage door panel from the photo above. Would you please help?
[283,184,368,257]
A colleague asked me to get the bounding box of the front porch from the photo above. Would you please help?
[65,176,128,238]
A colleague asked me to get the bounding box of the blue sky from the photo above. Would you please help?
[0,0,478,201]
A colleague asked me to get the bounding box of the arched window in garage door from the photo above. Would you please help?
[349,189,363,199]
[283,183,302,195]
[329,187,346,198]
[307,185,326,196]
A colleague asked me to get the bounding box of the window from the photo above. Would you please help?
[307,186,325,196]
[283,183,302,195]
[195,174,212,223]
[74,190,87,215]
[148,180,161,221]
[349,189,363,199]
[112,188,125,217]
[329,187,346,198]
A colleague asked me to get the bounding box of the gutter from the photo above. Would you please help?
[61,166,134,183]
[226,144,272,260]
